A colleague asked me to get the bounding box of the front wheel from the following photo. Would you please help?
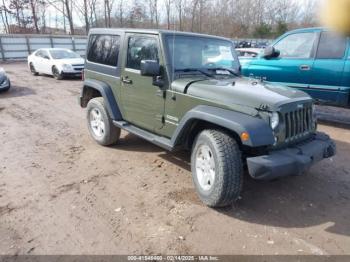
[86,97,121,146]
[29,63,39,76]
[52,66,63,80]
[191,129,243,207]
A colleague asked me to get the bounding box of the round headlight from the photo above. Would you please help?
[270,112,279,130]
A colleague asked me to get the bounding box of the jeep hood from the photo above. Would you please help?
[171,77,312,113]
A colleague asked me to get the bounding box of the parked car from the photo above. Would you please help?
[236,40,251,48]
[242,27,350,107]
[255,41,270,48]
[27,48,84,80]
[235,40,271,49]
[79,28,335,208]
[0,67,11,92]
[236,48,263,66]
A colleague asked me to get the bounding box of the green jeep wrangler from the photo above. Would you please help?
[79,28,336,207]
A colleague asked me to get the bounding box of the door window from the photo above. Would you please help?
[41,50,50,59]
[316,32,347,59]
[35,50,43,58]
[274,32,317,59]
[126,36,159,70]
[87,34,120,67]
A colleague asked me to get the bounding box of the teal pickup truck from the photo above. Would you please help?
[242,28,350,107]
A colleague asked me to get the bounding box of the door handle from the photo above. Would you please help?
[299,65,311,71]
[121,76,133,85]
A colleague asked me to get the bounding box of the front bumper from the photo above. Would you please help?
[0,78,10,90]
[247,132,336,180]
[61,70,82,77]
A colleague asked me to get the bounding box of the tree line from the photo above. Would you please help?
[0,0,319,38]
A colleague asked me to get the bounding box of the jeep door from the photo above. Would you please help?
[245,31,318,89]
[309,31,349,106]
[120,34,164,132]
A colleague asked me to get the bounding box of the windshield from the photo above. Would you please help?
[166,35,238,72]
[49,49,81,59]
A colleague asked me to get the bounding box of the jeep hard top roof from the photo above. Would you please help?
[88,28,231,42]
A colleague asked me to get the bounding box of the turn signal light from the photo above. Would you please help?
[241,132,250,142]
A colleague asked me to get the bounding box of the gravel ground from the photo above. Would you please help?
[0,62,349,255]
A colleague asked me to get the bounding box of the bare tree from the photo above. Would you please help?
[0,0,322,37]
[190,0,199,31]
[174,0,184,30]
[47,0,75,34]
[147,0,159,28]
[299,0,318,27]
[29,0,40,33]
[164,0,173,29]
[128,0,147,28]
[0,0,10,33]
[104,0,115,27]
[73,0,98,33]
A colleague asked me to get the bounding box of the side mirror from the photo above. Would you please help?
[263,46,280,59]
[140,60,160,76]
[43,55,50,60]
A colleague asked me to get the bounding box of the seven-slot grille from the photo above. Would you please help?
[284,104,313,141]
[72,64,84,72]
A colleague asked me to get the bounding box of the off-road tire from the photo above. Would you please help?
[52,66,63,80]
[29,63,39,76]
[191,129,243,207]
[86,97,121,146]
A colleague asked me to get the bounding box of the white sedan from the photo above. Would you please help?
[27,48,84,80]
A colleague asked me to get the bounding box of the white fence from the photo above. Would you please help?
[0,34,87,61]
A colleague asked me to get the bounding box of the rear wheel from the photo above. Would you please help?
[52,66,63,80]
[86,97,121,146]
[29,63,38,76]
[191,129,243,207]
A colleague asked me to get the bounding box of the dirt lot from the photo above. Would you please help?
[0,62,350,255]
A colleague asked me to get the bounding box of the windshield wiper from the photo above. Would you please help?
[174,68,213,78]
[205,67,240,77]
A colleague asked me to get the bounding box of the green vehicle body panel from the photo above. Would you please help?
[82,28,316,150]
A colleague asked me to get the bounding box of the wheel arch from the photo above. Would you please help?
[183,119,243,150]
[79,79,123,120]
[51,65,59,72]
[171,105,275,149]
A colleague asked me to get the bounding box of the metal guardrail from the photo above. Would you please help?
[0,34,87,61]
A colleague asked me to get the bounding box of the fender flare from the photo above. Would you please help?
[80,79,123,120]
[171,105,275,147]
